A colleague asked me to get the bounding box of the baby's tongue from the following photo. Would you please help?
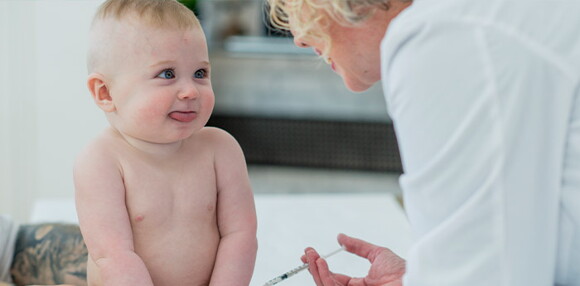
[169,111,196,122]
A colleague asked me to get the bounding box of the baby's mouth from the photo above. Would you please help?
[169,111,197,123]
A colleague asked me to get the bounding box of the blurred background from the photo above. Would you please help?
[0,1,408,284]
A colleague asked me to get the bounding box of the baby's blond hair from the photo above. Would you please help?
[87,0,200,73]
[94,0,200,30]
[267,0,410,60]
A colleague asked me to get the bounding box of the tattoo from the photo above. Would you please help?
[10,224,87,286]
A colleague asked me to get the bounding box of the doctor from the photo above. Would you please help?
[267,0,580,285]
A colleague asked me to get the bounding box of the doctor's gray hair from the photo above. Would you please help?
[266,0,411,60]
[269,0,391,28]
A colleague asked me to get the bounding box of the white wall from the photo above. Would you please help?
[0,1,37,223]
[0,0,107,222]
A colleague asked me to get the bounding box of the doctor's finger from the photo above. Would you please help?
[305,248,325,286]
[338,233,385,263]
[315,258,352,286]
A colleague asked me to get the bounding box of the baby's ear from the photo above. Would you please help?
[87,73,115,112]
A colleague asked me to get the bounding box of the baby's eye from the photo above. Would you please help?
[194,69,206,79]
[157,69,175,79]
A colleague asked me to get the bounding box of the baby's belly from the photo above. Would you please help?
[87,222,220,286]
[137,221,220,285]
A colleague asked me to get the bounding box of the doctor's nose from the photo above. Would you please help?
[293,37,309,48]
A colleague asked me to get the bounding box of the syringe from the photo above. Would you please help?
[263,247,345,286]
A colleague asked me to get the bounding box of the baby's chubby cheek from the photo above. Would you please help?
[135,99,173,119]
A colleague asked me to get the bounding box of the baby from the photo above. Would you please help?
[74,0,257,285]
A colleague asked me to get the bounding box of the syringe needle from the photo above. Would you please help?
[263,246,345,286]
[321,247,344,259]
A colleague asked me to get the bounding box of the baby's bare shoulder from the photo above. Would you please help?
[197,126,236,141]
[74,128,124,172]
[187,127,240,152]
[193,127,247,169]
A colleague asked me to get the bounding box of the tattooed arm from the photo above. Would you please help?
[10,223,87,286]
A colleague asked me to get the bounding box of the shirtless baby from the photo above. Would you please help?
[74,0,257,285]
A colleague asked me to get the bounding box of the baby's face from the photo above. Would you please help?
[105,21,214,144]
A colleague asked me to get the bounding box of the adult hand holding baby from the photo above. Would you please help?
[301,234,405,286]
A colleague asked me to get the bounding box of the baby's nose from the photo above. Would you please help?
[178,83,198,100]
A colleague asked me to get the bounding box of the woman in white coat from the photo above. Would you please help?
[267,0,580,285]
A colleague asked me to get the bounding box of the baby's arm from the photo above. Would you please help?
[207,128,258,286]
[74,141,154,286]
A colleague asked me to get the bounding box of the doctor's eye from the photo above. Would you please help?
[157,69,175,79]
[194,69,207,79]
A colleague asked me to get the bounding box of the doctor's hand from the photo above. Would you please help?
[301,234,406,286]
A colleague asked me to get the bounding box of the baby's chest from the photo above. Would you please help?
[122,163,218,225]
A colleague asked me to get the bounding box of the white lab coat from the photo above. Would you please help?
[381,0,580,285]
